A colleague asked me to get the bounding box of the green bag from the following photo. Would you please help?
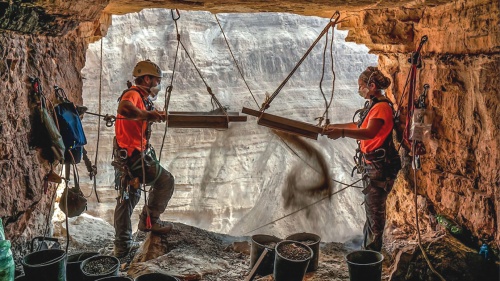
[0,241,14,281]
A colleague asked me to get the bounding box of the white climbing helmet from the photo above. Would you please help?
[132,59,163,78]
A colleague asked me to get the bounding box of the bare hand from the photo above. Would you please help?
[323,124,342,140]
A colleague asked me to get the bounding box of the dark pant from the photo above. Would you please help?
[113,149,175,249]
[361,160,396,252]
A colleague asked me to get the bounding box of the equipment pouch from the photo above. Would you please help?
[40,107,66,162]
[59,186,87,218]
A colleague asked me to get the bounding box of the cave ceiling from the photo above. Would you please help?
[0,0,451,36]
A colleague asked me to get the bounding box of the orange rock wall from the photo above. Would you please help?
[0,31,87,256]
[340,0,499,249]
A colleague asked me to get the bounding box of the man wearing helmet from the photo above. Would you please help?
[112,59,175,258]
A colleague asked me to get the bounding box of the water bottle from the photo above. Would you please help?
[478,243,490,260]
[435,215,463,235]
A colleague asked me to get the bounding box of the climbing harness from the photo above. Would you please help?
[351,96,398,177]
[242,11,341,140]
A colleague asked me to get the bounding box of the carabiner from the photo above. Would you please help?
[104,114,116,127]
[171,9,180,21]
[330,11,341,23]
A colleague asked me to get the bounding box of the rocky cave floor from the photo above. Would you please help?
[18,213,500,281]
[45,215,394,281]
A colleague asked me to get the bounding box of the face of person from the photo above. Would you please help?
[146,76,161,89]
[358,78,371,99]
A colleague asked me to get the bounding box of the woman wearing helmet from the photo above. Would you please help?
[324,66,401,252]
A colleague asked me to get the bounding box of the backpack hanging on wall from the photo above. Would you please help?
[29,78,65,163]
[53,86,87,164]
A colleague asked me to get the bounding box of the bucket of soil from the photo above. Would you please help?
[285,232,321,272]
[273,240,313,281]
[21,249,67,281]
[95,277,133,281]
[135,272,180,281]
[67,252,99,281]
[81,255,120,281]
[250,234,281,276]
[345,250,383,281]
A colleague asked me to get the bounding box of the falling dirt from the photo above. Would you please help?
[275,131,333,213]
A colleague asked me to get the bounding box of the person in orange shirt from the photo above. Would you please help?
[112,60,175,258]
[324,66,401,252]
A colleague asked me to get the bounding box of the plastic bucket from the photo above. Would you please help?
[81,255,120,281]
[345,250,384,281]
[96,277,133,281]
[135,272,180,281]
[250,234,281,276]
[285,232,321,272]
[67,252,99,281]
[21,249,67,281]
[14,275,28,280]
[273,240,313,281]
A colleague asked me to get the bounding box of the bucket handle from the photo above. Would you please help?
[30,236,60,252]
[245,248,269,281]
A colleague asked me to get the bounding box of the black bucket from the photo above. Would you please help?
[96,277,133,281]
[250,234,281,276]
[285,232,321,272]
[273,240,313,281]
[67,252,99,281]
[21,249,67,281]
[14,275,28,281]
[345,250,384,281]
[135,272,180,281]
[81,255,120,281]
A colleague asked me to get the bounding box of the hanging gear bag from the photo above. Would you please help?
[59,161,87,218]
[29,78,66,163]
[53,86,87,163]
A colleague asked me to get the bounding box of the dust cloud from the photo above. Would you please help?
[276,131,333,215]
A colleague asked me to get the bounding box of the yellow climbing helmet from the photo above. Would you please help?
[132,59,163,78]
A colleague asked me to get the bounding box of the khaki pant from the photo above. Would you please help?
[361,153,400,252]
[113,143,174,250]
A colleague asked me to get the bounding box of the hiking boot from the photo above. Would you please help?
[114,241,141,258]
[138,217,173,235]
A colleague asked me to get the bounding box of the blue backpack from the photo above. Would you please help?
[54,86,87,163]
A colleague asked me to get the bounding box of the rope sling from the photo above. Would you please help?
[241,12,341,140]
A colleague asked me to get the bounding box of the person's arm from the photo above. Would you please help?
[325,118,384,140]
[118,100,165,122]
[326,122,358,129]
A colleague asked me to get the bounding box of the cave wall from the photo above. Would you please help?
[0,0,498,261]
[339,0,500,250]
[0,30,87,260]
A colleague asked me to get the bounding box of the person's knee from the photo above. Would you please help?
[162,170,174,187]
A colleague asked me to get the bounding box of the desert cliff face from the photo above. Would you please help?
[0,0,498,271]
